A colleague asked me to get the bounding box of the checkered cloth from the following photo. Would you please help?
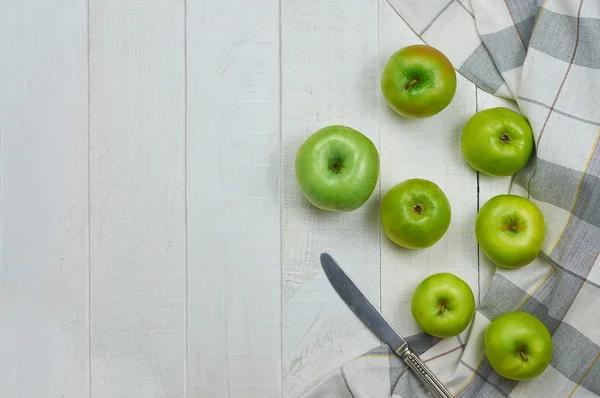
[302,0,600,397]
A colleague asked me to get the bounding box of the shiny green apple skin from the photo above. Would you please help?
[381,44,457,119]
[410,272,476,338]
[380,178,451,249]
[295,125,379,212]
[485,311,553,381]
[461,107,534,176]
[475,194,545,268]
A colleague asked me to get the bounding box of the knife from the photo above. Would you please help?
[320,253,454,398]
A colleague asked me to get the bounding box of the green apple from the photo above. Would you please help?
[485,311,553,380]
[410,272,475,338]
[380,178,451,249]
[461,107,534,176]
[475,194,545,268]
[295,125,379,212]
[381,44,457,118]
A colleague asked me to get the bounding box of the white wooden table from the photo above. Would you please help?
[0,0,511,397]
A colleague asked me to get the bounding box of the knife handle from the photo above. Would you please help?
[400,348,454,398]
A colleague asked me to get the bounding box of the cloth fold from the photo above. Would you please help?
[303,0,600,396]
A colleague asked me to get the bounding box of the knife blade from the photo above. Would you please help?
[320,252,454,398]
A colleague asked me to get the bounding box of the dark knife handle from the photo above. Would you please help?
[400,348,454,398]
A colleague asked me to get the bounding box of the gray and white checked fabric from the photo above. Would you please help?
[303,0,600,397]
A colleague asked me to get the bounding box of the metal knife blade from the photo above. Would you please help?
[319,252,407,354]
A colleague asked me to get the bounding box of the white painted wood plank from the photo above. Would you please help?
[281,0,381,396]
[0,1,89,396]
[186,0,281,397]
[378,0,480,337]
[88,1,186,396]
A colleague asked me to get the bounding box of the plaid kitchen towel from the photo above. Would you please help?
[302,0,600,397]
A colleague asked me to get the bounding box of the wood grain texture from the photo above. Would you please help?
[281,0,382,396]
[0,1,90,396]
[378,1,480,336]
[0,2,515,396]
[186,0,281,397]
[89,1,186,396]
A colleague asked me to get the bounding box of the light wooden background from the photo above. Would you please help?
[0,0,511,397]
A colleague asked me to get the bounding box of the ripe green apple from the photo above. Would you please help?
[485,311,553,380]
[381,44,457,118]
[295,125,379,212]
[461,107,534,176]
[380,178,451,249]
[475,194,545,268]
[410,272,475,338]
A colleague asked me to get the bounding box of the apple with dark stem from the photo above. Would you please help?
[410,272,476,338]
[461,107,534,176]
[485,311,553,380]
[295,125,379,212]
[380,178,451,249]
[381,45,457,118]
[475,194,545,268]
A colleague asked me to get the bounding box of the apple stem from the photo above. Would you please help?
[438,304,446,315]
[404,78,419,90]
[329,159,343,173]
[517,346,529,361]
[501,133,511,144]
